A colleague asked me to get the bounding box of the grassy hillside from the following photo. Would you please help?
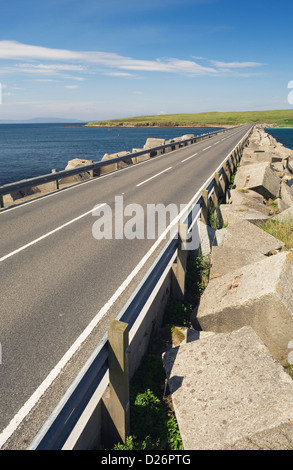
[87,110,293,128]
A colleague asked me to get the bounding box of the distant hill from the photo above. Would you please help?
[86,110,293,128]
[0,117,85,124]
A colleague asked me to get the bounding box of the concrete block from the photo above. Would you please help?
[209,218,285,278]
[144,138,165,155]
[198,220,228,257]
[227,188,266,207]
[163,326,293,450]
[218,203,270,226]
[234,161,281,199]
[144,138,165,148]
[61,158,93,184]
[240,149,283,166]
[280,181,293,207]
[275,206,293,222]
[100,152,132,175]
[195,251,293,362]
[131,149,150,163]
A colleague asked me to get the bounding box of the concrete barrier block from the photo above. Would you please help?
[198,220,228,257]
[275,205,293,222]
[280,181,293,207]
[233,161,281,199]
[240,149,283,166]
[131,149,150,163]
[218,203,270,226]
[209,218,285,279]
[61,158,93,184]
[195,251,293,362]
[163,326,293,450]
[143,138,165,155]
[144,138,165,148]
[227,188,266,206]
[100,152,131,175]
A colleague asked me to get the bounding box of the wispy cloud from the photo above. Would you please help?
[0,41,265,80]
[0,40,217,76]
[210,60,264,68]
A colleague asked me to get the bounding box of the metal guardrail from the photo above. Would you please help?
[0,128,231,199]
[27,125,253,450]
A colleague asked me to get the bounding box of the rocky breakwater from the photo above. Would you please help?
[162,125,293,450]
[99,133,195,174]
[195,124,293,361]
[1,133,196,208]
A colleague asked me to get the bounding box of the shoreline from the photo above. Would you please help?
[84,123,233,129]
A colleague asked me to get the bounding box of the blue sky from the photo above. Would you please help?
[0,0,292,121]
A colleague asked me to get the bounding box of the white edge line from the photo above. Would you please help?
[135,166,172,187]
[0,204,106,263]
[0,126,251,448]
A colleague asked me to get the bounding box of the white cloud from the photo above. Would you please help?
[0,40,217,76]
[65,85,78,89]
[104,72,135,77]
[0,40,265,85]
[210,60,263,68]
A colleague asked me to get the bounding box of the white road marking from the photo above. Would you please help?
[136,166,172,187]
[181,153,198,163]
[0,126,251,447]
[0,204,106,263]
[202,145,212,151]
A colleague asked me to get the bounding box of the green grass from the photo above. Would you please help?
[257,218,293,249]
[87,109,293,128]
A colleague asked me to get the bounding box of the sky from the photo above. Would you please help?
[0,0,292,122]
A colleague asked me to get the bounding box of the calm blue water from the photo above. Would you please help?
[0,123,223,185]
[265,128,293,151]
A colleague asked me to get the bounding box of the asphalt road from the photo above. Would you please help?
[0,123,252,448]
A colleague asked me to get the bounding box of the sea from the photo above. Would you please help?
[0,123,224,186]
[0,124,293,186]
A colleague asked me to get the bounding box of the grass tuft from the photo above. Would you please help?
[257,218,293,249]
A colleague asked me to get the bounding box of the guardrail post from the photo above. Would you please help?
[107,319,130,445]
[171,223,188,301]
[52,169,59,190]
[213,172,221,207]
[200,189,209,225]
[89,161,94,178]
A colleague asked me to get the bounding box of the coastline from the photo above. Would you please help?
[84,123,233,129]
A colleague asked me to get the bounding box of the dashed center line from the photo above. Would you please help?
[181,153,198,163]
[136,166,173,187]
[202,145,212,151]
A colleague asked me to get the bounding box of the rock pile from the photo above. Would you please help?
[163,125,293,450]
